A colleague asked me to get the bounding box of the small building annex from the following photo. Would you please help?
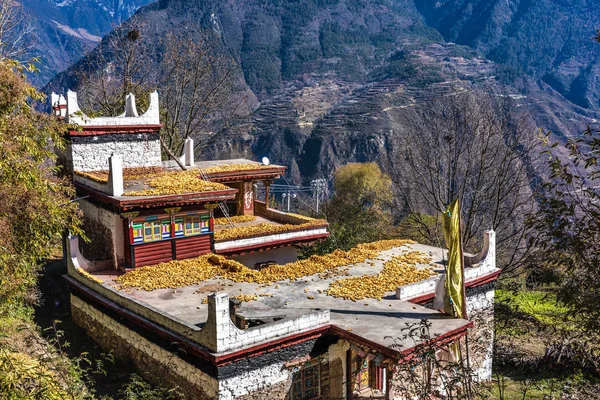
[53,91,501,400]
[51,91,329,270]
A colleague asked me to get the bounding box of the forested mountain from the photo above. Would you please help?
[416,0,600,110]
[44,0,600,182]
[20,0,154,85]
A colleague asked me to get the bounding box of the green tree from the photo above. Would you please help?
[310,162,394,254]
[0,59,82,323]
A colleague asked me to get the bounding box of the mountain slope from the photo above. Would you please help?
[20,0,154,85]
[416,0,600,110]
[44,0,600,183]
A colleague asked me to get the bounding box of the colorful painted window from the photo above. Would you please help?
[290,363,319,400]
[132,222,144,244]
[174,217,185,237]
[138,217,171,243]
[183,214,210,236]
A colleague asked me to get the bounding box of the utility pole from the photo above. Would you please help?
[310,179,326,214]
[282,191,296,212]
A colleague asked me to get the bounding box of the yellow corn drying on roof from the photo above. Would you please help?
[125,170,229,196]
[74,166,163,183]
[327,251,433,301]
[201,163,278,174]
[114,239,427,301]
[214,219,327,240]
[76,267,104,284]
[214,215,257,225]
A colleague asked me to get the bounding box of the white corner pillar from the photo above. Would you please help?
[184,138,194,167]
[206,292,232,352]
[109,155,124,196]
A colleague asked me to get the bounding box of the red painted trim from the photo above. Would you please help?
[207,168,286,184]
[68,124,163,136]
[75,183,237,211]
[129,220,134,245]
[397,323,473,362]
[407,270,501,305]
[215,232,330,256]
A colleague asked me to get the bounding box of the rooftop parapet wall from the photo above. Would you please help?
[73,155,124,196]
[396,230,498,302]
[66,235,331,354]
[51,91,162,172]
[64,91,160,127]
[202,293,330,353]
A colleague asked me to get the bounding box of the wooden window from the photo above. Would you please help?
[290,363,319,400]
[183,214,210,236]
[356,356,370,392]
[184,215,201,235]
[352,351,383,393]
[132,222,144,244]
[141,218,170,242]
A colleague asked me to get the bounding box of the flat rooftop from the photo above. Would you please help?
[74,158,286,198]
[91,243,471,352]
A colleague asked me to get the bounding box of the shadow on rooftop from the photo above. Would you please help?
[329,308,450,321]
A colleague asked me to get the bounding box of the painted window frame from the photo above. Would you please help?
[290,361,320,400]
[131,211,211,245]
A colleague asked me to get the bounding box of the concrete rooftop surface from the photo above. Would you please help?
[92,243,470,351]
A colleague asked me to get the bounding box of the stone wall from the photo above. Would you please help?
[465,282,495,381]
[70,131,161,172]
[71,291,338,400]
[71,295,219,400]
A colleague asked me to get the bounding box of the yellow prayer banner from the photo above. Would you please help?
[442,198,466,319]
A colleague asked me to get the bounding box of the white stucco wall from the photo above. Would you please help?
[218,363,290,400]
[70,132,161,172]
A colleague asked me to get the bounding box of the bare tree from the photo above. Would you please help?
[0,0,34,62]
[72,23,248,169]
[392,90,537,271]
[75,17,154,117]
[159,30,249,168]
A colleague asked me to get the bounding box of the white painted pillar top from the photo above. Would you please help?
[184,138,194,167]
[109,155,124,197]
[480,230,496,271]
[124,93,139,117]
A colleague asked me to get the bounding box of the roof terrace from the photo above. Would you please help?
[72,158,286,209]
[66,234,498,358]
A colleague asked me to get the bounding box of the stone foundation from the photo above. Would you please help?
[71,295,219,399]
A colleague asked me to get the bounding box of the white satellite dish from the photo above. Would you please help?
[262,157,270,166]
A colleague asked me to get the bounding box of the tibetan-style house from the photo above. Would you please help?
[51,91,329,270]
[53,91,500,400]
